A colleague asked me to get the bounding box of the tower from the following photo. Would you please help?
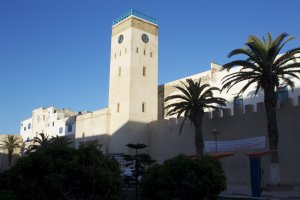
[108,10,158,153]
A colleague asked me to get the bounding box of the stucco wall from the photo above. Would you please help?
[149,98,300,186]
[75,108,110,150]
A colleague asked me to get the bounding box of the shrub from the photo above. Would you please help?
[0,144,122,200]
[140,154,226,200]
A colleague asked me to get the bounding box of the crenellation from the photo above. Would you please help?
[233,106,243,115]
[281,98,294,109]
[256,102,265,112]
[212,110,222,118]
[245,104,255,114]
[223,108,232,117]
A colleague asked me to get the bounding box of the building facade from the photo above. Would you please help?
[20,106,77,141]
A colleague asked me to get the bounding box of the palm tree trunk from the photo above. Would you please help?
[264,88,279,162]
[264,84,280,184]
[8,150,13,168]
[194,111,204,158]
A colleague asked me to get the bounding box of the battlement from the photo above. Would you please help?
[151,96,300,130]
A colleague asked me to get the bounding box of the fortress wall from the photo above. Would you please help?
[75,108,110,149]
[148,97,300,185]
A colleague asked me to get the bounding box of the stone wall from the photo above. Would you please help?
[148,98,300,186]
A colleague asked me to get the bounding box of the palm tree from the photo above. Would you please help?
[27,133,49,153]
[0,135,20,167]
[19,142,27,156]
[50,135,73,146]
[165,78,227,158]
[221,33,300,184]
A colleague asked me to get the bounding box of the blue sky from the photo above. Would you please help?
[1,0,300,133]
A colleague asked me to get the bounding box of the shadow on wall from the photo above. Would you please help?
[0,153,20,172]
[108,120,149,155]
[150,95,300,185]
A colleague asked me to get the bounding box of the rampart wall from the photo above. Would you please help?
[148,97,300,186]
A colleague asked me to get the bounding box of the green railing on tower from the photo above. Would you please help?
[112,9,158,26]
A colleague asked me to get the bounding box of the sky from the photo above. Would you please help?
[1,0,300,133]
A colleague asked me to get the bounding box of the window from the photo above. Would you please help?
[142,102,146,112]
[24,127,26,131]
[136,47,139,53]
[144,50,146,55]
[82,132,85,138]
[117,103,120,112]
[114,53,116,58]
[54,110,56,113]
[118,67,121,76]
[28,123,31,129]
[68,125,72,132]
[150,52,153,57]
[234,96,243,107]
[125,48,127,54]
[26,137,30,142]
[119,50,121,56]
[52,122,55,126]
[143,66,146,76]
[59,127,63,134]
[43,115,45,121]
[277,87,288,106]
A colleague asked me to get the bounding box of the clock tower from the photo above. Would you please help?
[108,10,158,153]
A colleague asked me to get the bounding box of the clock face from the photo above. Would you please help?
[118,34,124,44]
[141,34,149,43]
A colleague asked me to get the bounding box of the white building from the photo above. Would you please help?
[20,106,77,141]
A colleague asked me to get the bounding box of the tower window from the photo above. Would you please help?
[136,48,139,53]
[150,52,153,57]
[119,50,121,56]
[114,53,116,58]
[118,67,121,76]
[28,123,31,129]
[125,48,127,54]
[144,50,146,55]
[142,102,146,112]
[53,122,55,126]
[143,66,146,76]
[117,103,120,112]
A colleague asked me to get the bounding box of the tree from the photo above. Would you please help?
[19,142,27,156]
[123,143,155,200]
[50,135,73,147]
[140,155,226,200]
[0,144,122,200]
[164,79,226,158]
[27,133,49,153]
[0,135,20,168]
[221,33,300,184]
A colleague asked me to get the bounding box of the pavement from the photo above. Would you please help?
[220,185,300,200]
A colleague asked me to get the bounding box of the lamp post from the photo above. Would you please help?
[211,129,220,153]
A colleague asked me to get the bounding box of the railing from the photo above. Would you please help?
[112,9,158,26]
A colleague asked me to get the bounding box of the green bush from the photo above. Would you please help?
[140,154,226,200]
[0,144,122,200]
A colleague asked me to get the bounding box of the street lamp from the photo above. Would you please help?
[210,129,220,153]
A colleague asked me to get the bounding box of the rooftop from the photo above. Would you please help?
[112,9,158,26]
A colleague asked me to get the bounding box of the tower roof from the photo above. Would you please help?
[112,9,158,26]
